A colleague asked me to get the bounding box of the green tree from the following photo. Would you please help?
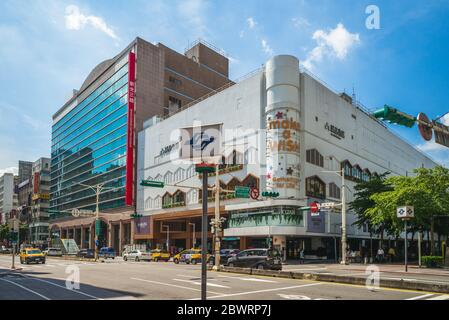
[350,172,392,247]
[0,224,11,242]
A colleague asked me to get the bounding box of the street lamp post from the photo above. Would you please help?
[72,182,120,261]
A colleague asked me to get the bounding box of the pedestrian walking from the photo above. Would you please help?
[388,247,396,263]
[376,247,385,263]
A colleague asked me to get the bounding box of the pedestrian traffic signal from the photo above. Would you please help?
[373,105,416,128]
[262,191,280,198]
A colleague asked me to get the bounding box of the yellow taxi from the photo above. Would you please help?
[20,248,46,264]
[173,248,209,265]
[150,249,171,262]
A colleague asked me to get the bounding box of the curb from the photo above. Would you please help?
[216,267,449,294]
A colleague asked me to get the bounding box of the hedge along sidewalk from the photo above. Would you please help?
[212,266,449,294]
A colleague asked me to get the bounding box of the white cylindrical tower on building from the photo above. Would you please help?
[265,55,301,199]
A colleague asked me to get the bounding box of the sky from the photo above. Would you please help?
[1,0,449,175]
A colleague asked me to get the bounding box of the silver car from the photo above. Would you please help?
[123,249,151,262]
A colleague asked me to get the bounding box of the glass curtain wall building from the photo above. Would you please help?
[50,57,131,213]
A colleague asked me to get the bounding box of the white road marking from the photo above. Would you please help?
[0,278,50,300]
[173,278,231,288]
[285,268,328,272]
[218,275,278,283]
[130,277,222,295]
[406,294,435,300]
[191,282,323,300]
[24,276,102,300]
[427,295,449,300]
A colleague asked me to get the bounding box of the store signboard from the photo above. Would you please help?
[125,51,136,206]
[180,123,222,162]
[307,198,325,233]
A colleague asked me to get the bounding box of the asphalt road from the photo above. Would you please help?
[1,255,448,300]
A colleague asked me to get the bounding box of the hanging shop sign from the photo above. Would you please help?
[324,122,345,140]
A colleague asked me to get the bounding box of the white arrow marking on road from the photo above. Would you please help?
[173,278,230,288]
[191,282,323,300]
[0,278,50,300]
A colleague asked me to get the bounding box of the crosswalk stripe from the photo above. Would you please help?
[173,278,230,289]
[427,295,449,300]
[406,294,434,300]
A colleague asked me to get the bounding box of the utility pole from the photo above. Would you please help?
[341,167,347,265]
[162,225,170,251]
[213,163,221,271]
[189,223,196,248]
[418,230,422,268]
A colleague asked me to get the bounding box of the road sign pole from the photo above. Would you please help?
[405,220,408,272]
[201,171,208,301]
[11,237,15,269]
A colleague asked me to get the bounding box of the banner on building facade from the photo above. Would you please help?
[125,51,136,206]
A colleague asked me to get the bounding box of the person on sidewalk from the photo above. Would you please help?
[388,247,396,263]
[376,247,385,263]
[298,248,305,264]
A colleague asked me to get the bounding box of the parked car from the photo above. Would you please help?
[76,249,95,259]
[226,248,282,270]
[99,247,116,259]
[150,249,170,262]
[20,248,46,264]
[208,249,240,265]
[123,249,151,262]
[0,246,11,254]
[44,248,63,257]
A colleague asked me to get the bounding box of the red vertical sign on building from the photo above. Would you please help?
[125,51,136,206]
[33,172,40,194]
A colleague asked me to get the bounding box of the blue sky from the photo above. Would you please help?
[1,0,449,174]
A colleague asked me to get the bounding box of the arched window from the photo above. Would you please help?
[226,177,241,191]
[362,169,371,182]
[242,175,259,189]
[341,161,352,178]
[329,183,341,199]
[162,193,172,207]
[306,149,324,167]
[352,165,362,181]
[306,176,326,199]
[173,190,186,205]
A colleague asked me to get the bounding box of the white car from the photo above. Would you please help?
[123,249,151,262]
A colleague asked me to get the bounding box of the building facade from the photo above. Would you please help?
[0,173,17,225]
[18,161,33,185]
[29,157,51,245]
[137,55,437,258]
[49,38,230,254]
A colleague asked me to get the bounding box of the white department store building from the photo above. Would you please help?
[136,55,437,260]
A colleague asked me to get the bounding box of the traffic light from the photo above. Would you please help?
[140,180,165,188]
[262,191,280,198]
[373,105,416,128]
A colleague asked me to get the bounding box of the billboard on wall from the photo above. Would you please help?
[179,123,222,162]
[125,51,136,206]
[134,216,152,237]
[306,198,326,233]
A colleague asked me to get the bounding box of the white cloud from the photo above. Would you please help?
[292,17,310,28]
[441,114,449,126]
[0,167,18,176]
[64,5,118,40]
[177,0,208,37]
[261,39,274,56]
[247,17,257,29]
[416,140,449,168]
[302,23,360,69]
